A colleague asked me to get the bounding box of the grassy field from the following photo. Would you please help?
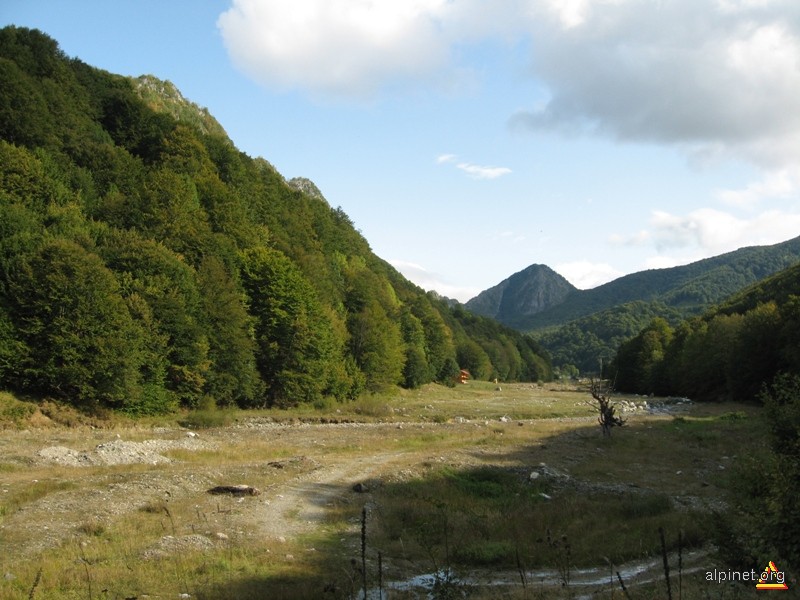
[0,383,770,599]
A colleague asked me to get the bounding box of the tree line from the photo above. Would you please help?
[0,27,552,414]
[605,263,800,403]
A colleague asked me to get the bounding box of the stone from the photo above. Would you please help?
[207,485,261,496]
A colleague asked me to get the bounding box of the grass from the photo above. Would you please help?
[0,384,769,599]
[372,465,702,571]
[0,381,596,431]
[0,478,77,521]
[0,391,37,427]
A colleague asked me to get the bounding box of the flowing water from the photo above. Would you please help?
[365,549,709,599]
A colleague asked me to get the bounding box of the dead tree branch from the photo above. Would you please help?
[588,378,626,437]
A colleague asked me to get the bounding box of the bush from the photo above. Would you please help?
[713,373,800,567]
[0,391,36,427]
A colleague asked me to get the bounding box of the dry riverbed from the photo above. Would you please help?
[0,384,762,599]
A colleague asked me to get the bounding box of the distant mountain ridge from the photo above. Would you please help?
[464,237,800,374]
[467,236,800,333]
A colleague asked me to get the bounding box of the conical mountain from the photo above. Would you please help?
[465,264,577,323]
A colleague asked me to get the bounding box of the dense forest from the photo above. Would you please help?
[0,27,552,414]
[536,300,686,377]
[605,261,800,403]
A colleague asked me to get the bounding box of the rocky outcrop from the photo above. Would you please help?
[288,177,327,203]
[465,264,576,322]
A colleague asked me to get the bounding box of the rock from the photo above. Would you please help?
[535,464,570,481]
[529,472,540,481]
[207,485,261,496]
[352,482,369,493]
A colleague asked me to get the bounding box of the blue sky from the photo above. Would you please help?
[4,0,800,302]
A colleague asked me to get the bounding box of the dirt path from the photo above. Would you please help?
[256,451,406,542]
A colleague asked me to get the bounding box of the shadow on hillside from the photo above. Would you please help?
[195,414,753,600]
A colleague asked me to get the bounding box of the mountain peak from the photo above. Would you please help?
[132,74,230,139]
[288,177,327,203]
[465,264,576,323]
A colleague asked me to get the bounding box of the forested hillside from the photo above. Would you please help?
[0,27,551,414]
[536,301,685,377]
[606,262,800,402]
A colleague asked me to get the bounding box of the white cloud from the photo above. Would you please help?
[515,0,800,169]
[644,255,685,270]
[390,260,480,302]
[456,162,512,179]
[645,206,800,255]
[217,0,453,98]
[436,153,511,179]
[219,1,800,170]
[555,260,623,289]
[717,169,799,208]
[609,204,800,277]
[609,229,650,246]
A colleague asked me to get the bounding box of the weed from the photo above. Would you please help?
[0,392,36,427]
[351,395,393,418]
[77,520,106,537]
[546,529,572,593]
[179,407,234,429]
[618,493,672,519]
[454,540,515,566]
[139,499,169,514]
[27,567,41,600]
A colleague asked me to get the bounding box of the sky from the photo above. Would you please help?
[3,0,800,302]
